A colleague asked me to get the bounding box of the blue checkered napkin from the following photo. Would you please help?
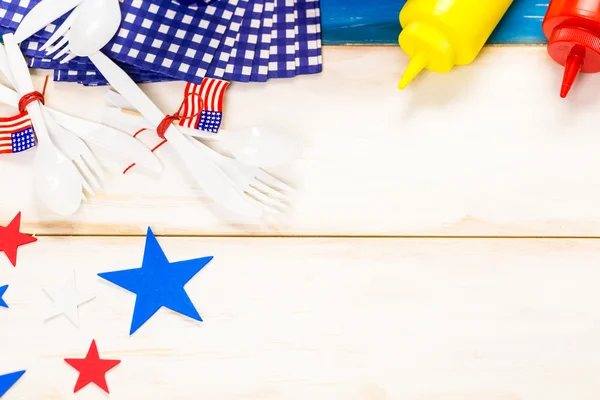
[222,0,263,82]
[25,47,178,82]
[6,0,238,83]
[1,0,324,84]
[28,57,179,85]
[94,0,236,82]
[78,71,173,85]
[25,50,174,85]
[250,0,273,81]
[0,0,78,43]
[25,49,175,84]
[52,62,172,86]
[0,0,34,32]
[204,0,249,79]
[27,50,80,69]
[268,0,296,79]
[170,0,218,6]
[295,0,321,74]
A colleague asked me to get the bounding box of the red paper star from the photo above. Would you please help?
[64,340,121,394]
[0,212,37,267]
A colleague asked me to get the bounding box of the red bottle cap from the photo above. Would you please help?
[547,26,600,97]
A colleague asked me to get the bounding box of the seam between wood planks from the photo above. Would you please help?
[24,233,600,239]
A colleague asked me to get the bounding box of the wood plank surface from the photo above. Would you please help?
[1,236,600,399]
[321,0,547,45]
[3,46,600,237]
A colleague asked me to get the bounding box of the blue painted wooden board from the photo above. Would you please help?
[321,0,548,45]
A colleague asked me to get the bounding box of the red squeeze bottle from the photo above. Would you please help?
[542,0,600,98]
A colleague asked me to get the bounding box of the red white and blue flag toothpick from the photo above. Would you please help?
[0,111,36,155]
[121,78,228,174]
[0,212,37,267]
[178,78,230,133]
[64,340,120,394]
[0,370,26,397]
[97,226,213,335]
[0,284,8,308]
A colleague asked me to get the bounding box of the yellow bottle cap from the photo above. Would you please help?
[398,21,456,89]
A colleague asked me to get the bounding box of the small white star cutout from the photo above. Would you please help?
[43,271,95,327]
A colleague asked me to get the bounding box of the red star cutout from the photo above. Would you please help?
[64,340,121,394]
[0,212,37,267]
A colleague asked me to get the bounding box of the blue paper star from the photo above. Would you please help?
[0,370,25,397]
[0,285,8,308]
[98,227,213,335]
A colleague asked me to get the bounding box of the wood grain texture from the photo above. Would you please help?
[3,46,600,237]
[321,0,548,45]
[1,237,600,399]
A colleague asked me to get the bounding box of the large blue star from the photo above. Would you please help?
[0,285,8,308]
[98,227,213,335]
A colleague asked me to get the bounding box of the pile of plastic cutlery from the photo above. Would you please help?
[0,0,294,218]
[0,39,163,215]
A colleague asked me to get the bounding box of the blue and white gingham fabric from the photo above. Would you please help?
[205,0,249,80]
[27,0,236,82]
[173,0,218,6]
[268,0,295,79]
[0,0,322,85]
[251,0,273,81]
[295,0,321,74]
[224,0,263,82]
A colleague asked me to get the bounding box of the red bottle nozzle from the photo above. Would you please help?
[560,50,583,98]
[546,26,600,98]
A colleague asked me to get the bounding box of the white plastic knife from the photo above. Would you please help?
[13,0,86,44]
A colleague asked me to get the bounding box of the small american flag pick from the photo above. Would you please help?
[0,111,37,155]
[122,77,230,174]
[179,78,230,133]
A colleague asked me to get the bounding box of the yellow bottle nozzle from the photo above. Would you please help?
[398,51,428,89]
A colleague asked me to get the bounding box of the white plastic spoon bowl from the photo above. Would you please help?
[32,141,83,215]
[68,0,121,56]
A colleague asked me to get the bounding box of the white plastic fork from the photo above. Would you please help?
[188,135,294,213]
[42,107,104,197]
[40,10,78,64]
[40,10,76,52]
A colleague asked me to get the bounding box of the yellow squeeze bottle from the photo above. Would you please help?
[397,0,514,89]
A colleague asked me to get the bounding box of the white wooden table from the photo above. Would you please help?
[1,46,600,399]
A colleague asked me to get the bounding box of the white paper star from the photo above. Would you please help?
[43,271,95,327]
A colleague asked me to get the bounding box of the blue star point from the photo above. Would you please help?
[0,370,25,397]
[0,285,8,308]
[98,227,212,335]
